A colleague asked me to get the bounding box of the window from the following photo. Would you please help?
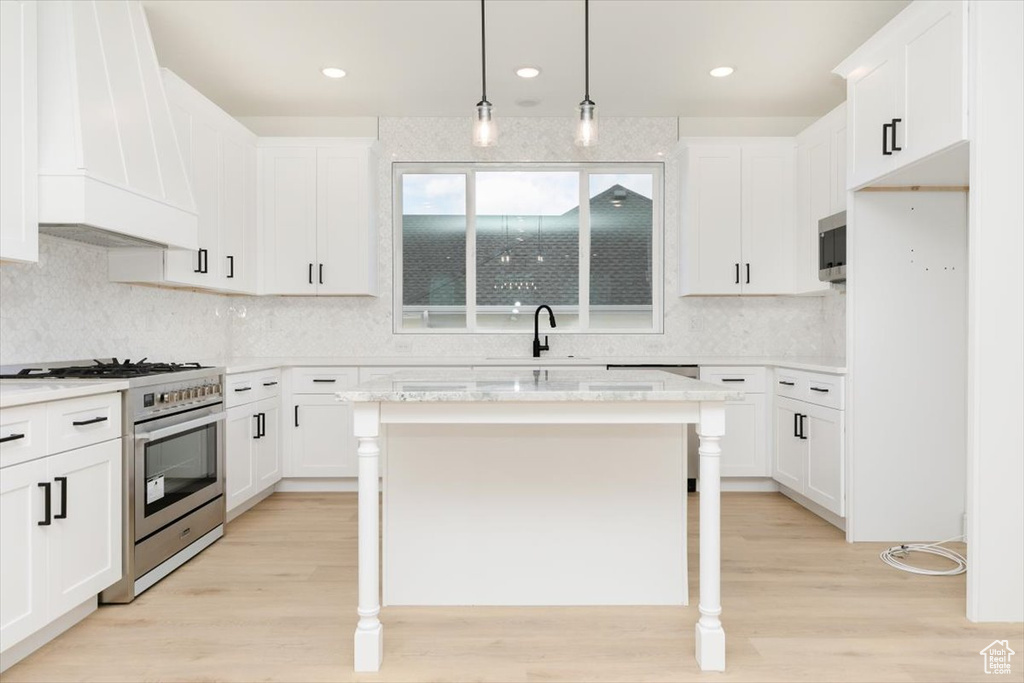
[395,164,662,333]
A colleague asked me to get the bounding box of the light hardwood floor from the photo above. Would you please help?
[3,492,1021,682]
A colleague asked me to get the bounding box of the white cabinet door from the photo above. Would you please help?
[720,394,768,477]
[773,398,805,491]
[847,54,899,189]
[261,147,318,295]
[804,403,844,516]
[901,2,965,168]
[680,146,742,295]
[316,147,376,295]
[740,144,794,294]
[225,404,257,512]
[219,135,246,290]
[46,439,121,620]
[0,0,37,263]
[794,129,831,294]
[0,457,48,651]
[831,122,847,213]
[288,395,357,477]
[255,398,282,492]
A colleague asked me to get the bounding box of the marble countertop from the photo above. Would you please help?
[0,379,129,409]
[335,368,743,403]
[205,355,847,375]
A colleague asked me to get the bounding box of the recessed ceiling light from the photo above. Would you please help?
[516,98,541,108]
[709,66,734,78]
[321,67,347,79]
[515,66,541,79]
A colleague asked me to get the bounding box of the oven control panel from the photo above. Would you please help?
[130,374,224,420]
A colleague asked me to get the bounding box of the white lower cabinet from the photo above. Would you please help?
[287,394,357,478]
[0,438,122,652]
[773,372,845,519]
[224,371,281,514]
[699,367,768,477]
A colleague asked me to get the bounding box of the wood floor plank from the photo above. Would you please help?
[2,492,1020,682]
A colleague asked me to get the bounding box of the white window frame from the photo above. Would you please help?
[393,162,664,335]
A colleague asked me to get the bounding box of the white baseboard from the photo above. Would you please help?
[777,484,847,532]
[0,598,96,673]
[275,477,377,493]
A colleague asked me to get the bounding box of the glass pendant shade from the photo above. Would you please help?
[575,100,598,147]
[473,101,496,147]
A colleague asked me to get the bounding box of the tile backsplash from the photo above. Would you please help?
[0,117,845,366]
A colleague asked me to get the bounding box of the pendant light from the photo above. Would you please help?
[472,0,496,147]
[575,0,597,147]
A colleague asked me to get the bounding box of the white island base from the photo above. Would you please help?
[340,370,735,673]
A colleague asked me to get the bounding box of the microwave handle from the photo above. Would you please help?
[136,412,226,443]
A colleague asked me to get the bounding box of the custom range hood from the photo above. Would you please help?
[36,0,197,249]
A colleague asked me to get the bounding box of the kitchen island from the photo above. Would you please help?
[336,368,741,673]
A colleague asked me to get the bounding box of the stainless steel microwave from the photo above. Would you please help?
[818,211,847,283]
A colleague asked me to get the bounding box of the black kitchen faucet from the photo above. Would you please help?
[533,305,557,358]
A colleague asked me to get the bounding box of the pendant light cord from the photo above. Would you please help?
[480,0,488,103]
[583,0,590,102]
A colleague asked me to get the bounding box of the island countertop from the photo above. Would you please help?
[335,368,743,403]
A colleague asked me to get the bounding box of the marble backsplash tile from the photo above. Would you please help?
[0,117,845,366]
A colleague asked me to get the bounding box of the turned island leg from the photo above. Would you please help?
[353,402,383,672]
[696,402,726,671]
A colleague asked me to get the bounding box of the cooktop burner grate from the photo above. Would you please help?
[0,359,209,379]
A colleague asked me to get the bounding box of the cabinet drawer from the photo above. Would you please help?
[699,366,766,393]
[225,373,258,408]
[0,403,48,468]
[291,367,359,394]
[46,393,121,454]
[773,369,802,400]
[255,370,282,402]
[801,372,844,410]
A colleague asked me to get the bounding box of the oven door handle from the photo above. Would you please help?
[136,412,225,443]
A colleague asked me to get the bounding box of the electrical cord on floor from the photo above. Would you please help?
[879,536,967,576]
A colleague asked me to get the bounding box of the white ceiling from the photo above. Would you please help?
[141,0,909,118]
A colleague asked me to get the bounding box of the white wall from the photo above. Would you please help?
[966,0,1024,623]
[0,116,844,365]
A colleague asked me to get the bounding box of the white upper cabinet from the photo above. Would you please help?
[836,0,968,189]
[0,0,37,263]
[261,139,379,296]
[679,140,794,295]
[794,103,846,294]
[108,69,258,293]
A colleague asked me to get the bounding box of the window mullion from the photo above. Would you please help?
[578,170,591,331]
[465,170,477,332]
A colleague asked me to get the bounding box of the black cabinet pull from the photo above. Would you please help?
[793,412,800,438]
[810,387,830,393]
[778,380,795,387]
[734,263,740,284]
[194,248,205,274]
[294,405,299,427]
[253,413,262,439]
[72,416,108,427]
[227,255,235,279]
[308,263,314,284]
[891,118,902,151]
[38,482,52,526]
[262,381,278,387]
[312,378,336,383]
[882,122,893,155]
[319,263,324,285]
[798,414,808,440]
[721,378,745,383]
[745,263,750,284]
[54,476,68,520]
[0,432,25,443]
[260,412,267,438]
[234,386,252,392]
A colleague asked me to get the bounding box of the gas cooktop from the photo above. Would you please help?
[0,358,211,380]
